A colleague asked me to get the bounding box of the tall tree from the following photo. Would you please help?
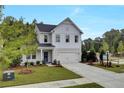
[100,40,109,52]
[117,41,124,54]
[117,41,124,66]
[103,29,121,53]
[0,6,3,21]
[83,38,94,51]
[120,29,124,42]
[94,37,103,52]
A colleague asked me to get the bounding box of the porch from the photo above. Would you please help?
[38,43,55,63]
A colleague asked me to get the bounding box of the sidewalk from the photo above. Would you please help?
[7,78,92,88]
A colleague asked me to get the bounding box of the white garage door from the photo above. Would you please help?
[57,52,79,63]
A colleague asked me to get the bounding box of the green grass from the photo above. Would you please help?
[94,63,124,73]
[0,65,81,87]
[64,83,103,88]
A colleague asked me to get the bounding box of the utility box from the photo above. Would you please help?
[3,70,15,81]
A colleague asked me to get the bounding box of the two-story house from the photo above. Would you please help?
[21,18,83,65]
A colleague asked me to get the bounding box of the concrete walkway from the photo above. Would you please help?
[8,78,92,88]
[62,63,124,88]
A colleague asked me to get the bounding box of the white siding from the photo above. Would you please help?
[36,25,52,44]
[21,19,82,64]
[52,22,81,49]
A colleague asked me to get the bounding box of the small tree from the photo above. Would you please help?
[0,16,38,79]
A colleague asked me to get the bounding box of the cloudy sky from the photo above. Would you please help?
[3,5,124,40]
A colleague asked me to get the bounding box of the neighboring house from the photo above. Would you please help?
[21,17,83,65]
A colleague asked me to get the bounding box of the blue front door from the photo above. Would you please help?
[44,52,48,63]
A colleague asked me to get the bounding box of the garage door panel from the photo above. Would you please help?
[57,52,79,63]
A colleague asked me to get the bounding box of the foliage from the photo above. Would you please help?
[117,41,124,53]
[94,63,124,73]
[83,28,124,55]
[0,16,38,70]
[100,40,109,52]
[83,38,94,51]
[87,50,97,62]
[0,6,4,21]
[103,29,120,53]
[36,61,41,65]
[81,50,97,62]
[81,50,87,62]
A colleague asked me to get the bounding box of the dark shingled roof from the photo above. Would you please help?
[36,23,57,32]
[39,43,55,47]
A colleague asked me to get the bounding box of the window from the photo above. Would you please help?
[66,35,70,43]
[44,35,48,42]
[56,34,60,42]
[26,55,30,59]
[32,54,36,59]
[75,35,78,43]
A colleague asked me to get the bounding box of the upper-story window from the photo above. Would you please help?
[75,35,79,43]
[56,34,60,42]
[66,35,70,43]
[44,35,48,42]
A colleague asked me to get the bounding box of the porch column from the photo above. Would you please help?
[40,49,43,61]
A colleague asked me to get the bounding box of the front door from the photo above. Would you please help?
[44,52,48,63]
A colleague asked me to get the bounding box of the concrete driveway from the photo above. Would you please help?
[62,62,124,88]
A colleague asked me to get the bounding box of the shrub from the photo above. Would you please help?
[87,50,97,62]
[9,57,21,68]
[36,61,40,65]
[42,60,45,64]
[9,63,16,68]
[81,50,87,62]
[53,59,57,65]
[57,60,60,65]
[30,62,34,66]
[56,60,62,67]
[24,62,28,67]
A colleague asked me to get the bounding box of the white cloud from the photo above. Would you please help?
[71,7,83,17]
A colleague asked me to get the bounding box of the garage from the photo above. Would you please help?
[57,52,79,64]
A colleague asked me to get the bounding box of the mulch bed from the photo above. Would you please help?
[18,69,33,74]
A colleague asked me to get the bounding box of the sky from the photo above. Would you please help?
[3,5,124,40]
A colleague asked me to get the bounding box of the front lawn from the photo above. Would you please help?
[94,63,124,73]
[64,83,103,88]
[0,65,81,87]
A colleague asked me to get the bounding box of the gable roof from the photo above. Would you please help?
[36,23,57,32]
[52,17,83,34]
[36,17,83,34]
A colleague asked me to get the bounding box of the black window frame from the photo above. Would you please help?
[32,54,36,59]
[44,35,48,42]
[56,34,60,42]
[66,35,70,43]
[75,35,78,43]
